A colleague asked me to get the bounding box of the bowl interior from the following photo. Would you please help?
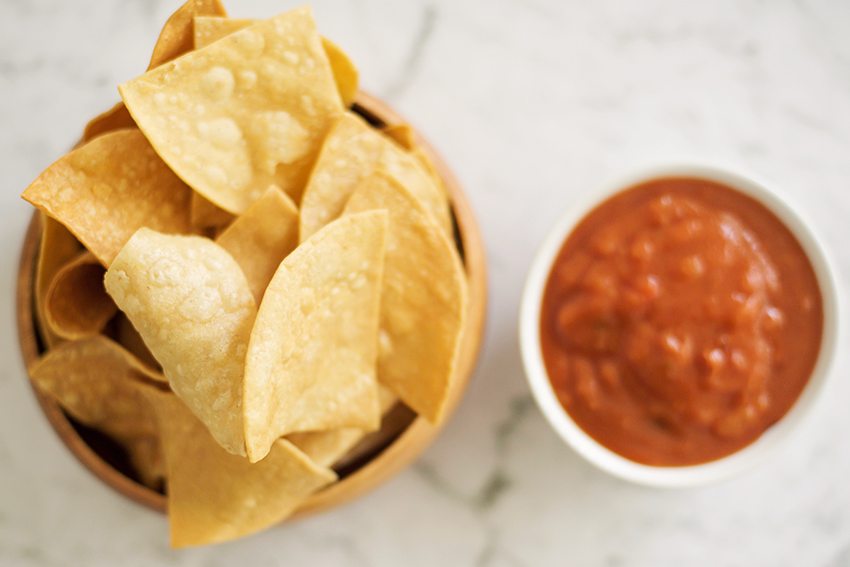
[520,163,839,487]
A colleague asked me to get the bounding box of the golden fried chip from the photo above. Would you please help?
[148,0,227,70]
[22,129,193,267]
[215,186,299,303]
[35,214,82,349]
[287,384,397,467]
[140,387,336,548]
[193,16,255,48]
[381,123,415,150]
[104,228,256,456]
[299,112,451,242]
[120,7,344,213]
[321,37,359,108]
[243,210,388,463]
[44,251,117,340]
[111,312,163,374]
[29,336,161,438]
[193,17,358,109]
[343,172,467,423]
[125,434,166,491]
[190,192,235,234]
[82,102,136,142]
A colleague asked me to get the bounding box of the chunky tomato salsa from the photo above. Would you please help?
[540,177,823,466]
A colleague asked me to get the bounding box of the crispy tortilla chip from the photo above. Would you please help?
[104,228,256,456]
[22,129,193,267]
[29,335,161,438]
[411,145,450,201]
[321,37,358,108]
[190,192,235,234]
[343,172,467,423]
[140,387,336,547]
[243,210,388,462]
[148,0,227,70]
[287,384,397,467]
[193,16,255,48]
[35,214,82,350]
[193,17,358,109]
[125,434,166,490]
[215,186,299,303]
[44,251,117,340]
[120,7,344,214]
[112,312,163,375]
[299,112,451,242]
[82,102,136,142]
[381,123,415,150]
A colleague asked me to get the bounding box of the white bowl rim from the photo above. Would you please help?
[519,161,841,488]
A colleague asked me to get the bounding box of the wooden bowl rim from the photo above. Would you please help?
[16,91,488,521]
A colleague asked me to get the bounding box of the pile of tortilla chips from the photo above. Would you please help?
[22,1,468,548]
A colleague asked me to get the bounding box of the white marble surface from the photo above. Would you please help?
[2,0,850,565]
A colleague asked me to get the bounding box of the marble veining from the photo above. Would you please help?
[3,0,850,565]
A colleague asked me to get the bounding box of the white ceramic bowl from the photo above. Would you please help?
[519,163,840,487]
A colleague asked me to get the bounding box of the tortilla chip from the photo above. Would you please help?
[140,387,336,547]
[111,312,163,374]
[193,16,255,48]
[190,192,235,233]
[243,210,388,462]
[22,129,193,267]
[44,251,117,340]
[125,434,166,490]
[321,37,358,108]
[82,102,136,142]
[148,0,227,70]
[120,7,344,214]
[215,186,299,303]
[287,384,397,467]
[411,145,450,202]
[381,124,415,150]
[193,17,358,109]
[29,335,161,439]
[343,172,467,423]
[104,228,256,456]
[299,112,451,242]
[35,214,82,350]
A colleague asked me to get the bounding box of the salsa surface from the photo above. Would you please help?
[540,177,823,466]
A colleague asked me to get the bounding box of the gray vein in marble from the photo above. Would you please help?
[384,4,437,100]
[414,395,535,512]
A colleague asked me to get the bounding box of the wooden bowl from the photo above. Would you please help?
[16,91,488,520]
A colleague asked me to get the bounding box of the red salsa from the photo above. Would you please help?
[540,177,823,466]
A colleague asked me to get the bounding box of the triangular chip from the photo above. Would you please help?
[82,102,136,142]
[190,192,235,234]
[45,251,117,340]
[286,384,397,467]
[215,186,299,303]
[140,387,336,548]
[22,129,193,267]
[148,0,227,70]
[299,112,451,242]
[381,123,416,150]
[343,172,467,422]
[35,214,82,349]
[243,210,388,462]
[193,17,358,108]
[104,228,256,456]
[193,16,256,48]
[120,7,344,213]
[29,335,161,439]
[321,36,359,108]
